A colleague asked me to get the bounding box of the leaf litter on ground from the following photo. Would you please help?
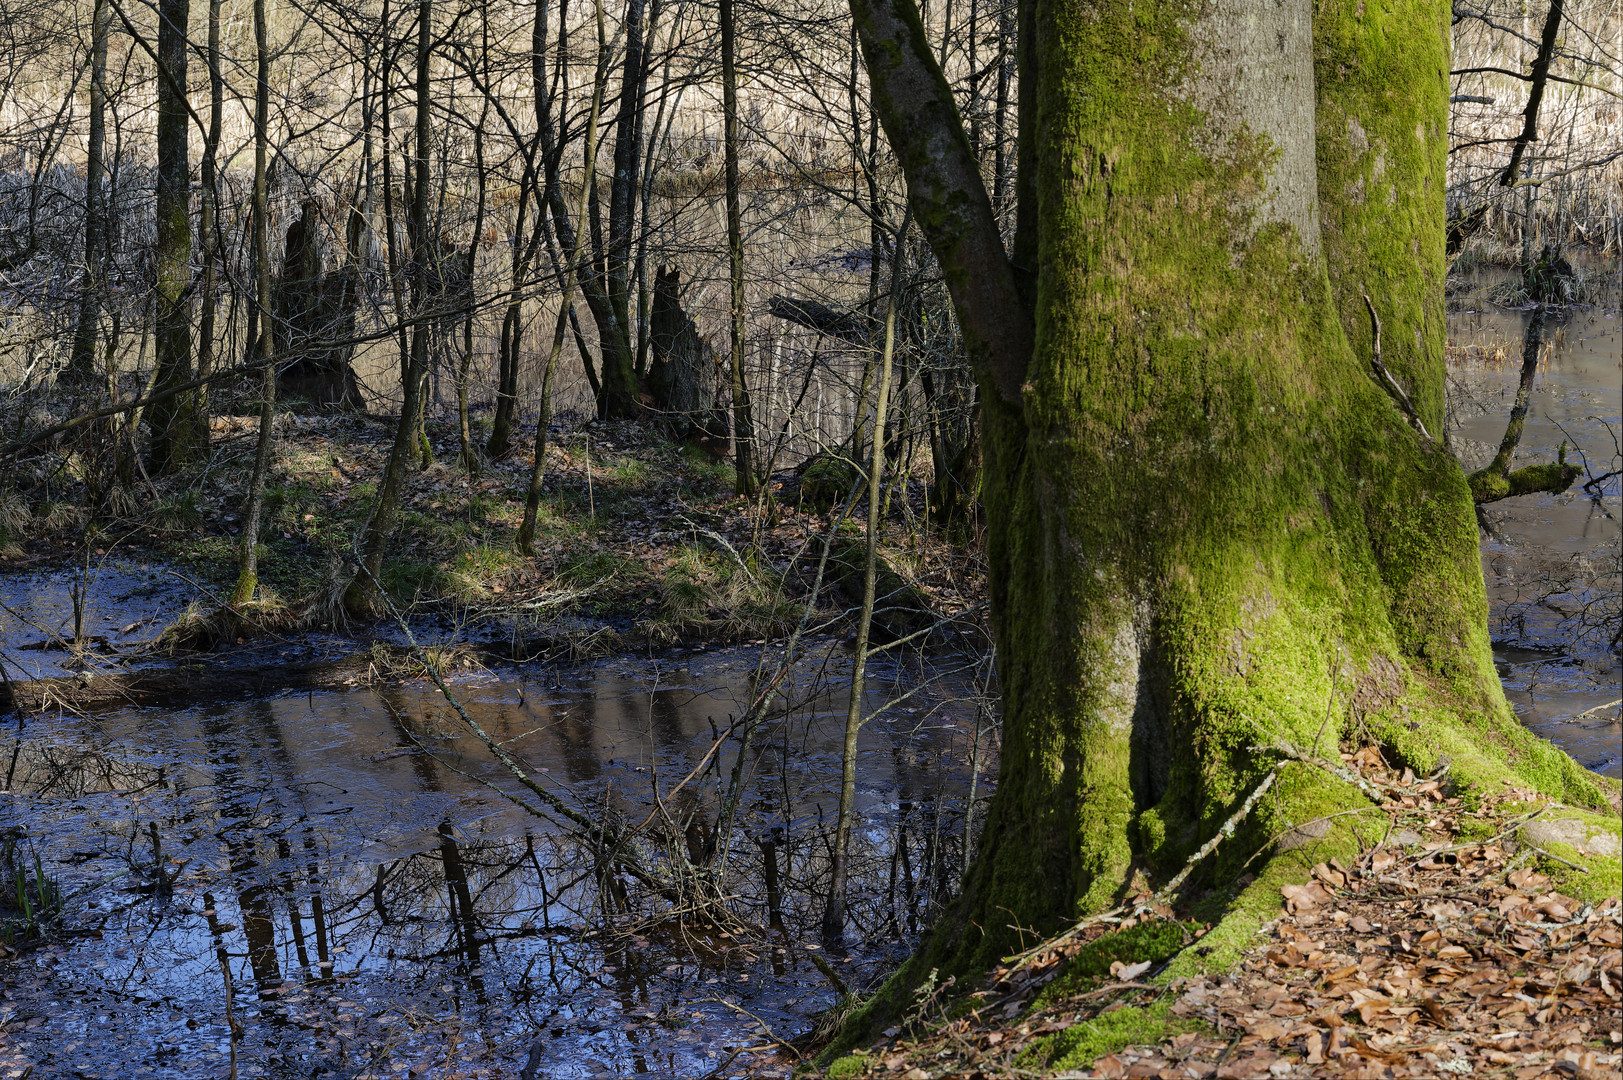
[801,746,1621,1080]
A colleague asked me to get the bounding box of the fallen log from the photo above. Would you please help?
[766,296,870,345]
[0,641,544,718]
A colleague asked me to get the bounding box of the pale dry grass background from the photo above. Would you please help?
[0,0,962,461]
[0,0,1613,462]
[1448,0,1623,261]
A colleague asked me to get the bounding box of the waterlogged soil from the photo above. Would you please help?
[1446,269,1622,777]
[0,644,993,1079]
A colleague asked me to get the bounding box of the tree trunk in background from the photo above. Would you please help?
[607,0,648,347]
[843,0,1610,1021]
[633,0,672,377]
[533,0,638,420]
[149,0,206,473]
[484,0,551,460]
[231,0,276,607]
[276,201,366,410]
[68,0,109,383]
[195,0,223,420]
[348,0,435,615]
[648,265,722,437]
[517,0,613,554]
[721,0,756,495]
[458,97,489,475]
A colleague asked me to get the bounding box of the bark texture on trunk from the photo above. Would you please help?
[721,0,755,495]
[149,0,206,473]
[68,0,110,382]
[837,0,1610,1035]
[1314,0,1451,434]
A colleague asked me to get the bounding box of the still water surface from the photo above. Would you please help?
[0,646,987,1078]
[1447,271,1621,776]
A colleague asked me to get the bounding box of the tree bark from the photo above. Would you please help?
[721,0,756,495]
[194,0,223,422]
[1499,0,1567,186]
[231,0,276,608]
[68,0,110,383]
[1465,305,1580,502]
[348,0,436,615]
[148,0,206,473]
[532,0,639,419]
[517,0,611,555]
[842,0,1609,1018]
[607,0,649,344]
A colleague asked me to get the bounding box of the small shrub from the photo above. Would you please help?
[150,490,205,533]
[40,501,89,532]
[0,490,31,535]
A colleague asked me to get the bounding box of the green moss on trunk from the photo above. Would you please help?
[1314,0,1451,435]
[148,0,207,474]
[834,0,1610,1049]
[826,0,1613,1059]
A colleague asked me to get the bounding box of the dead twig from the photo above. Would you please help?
[1363,293,1432,441]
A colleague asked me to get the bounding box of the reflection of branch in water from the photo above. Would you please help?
[1467,304,1582,503]
[1544,413,1619,522]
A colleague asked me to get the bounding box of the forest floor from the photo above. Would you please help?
[806,749,1623,1080]
[0,410,982,680]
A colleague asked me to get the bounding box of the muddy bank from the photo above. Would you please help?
[0,640,529,717]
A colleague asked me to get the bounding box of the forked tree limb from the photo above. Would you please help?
[1466,303,1581,502]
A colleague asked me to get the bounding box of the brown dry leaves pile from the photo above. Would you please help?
[1149,868,1621,1079]
[822,747,1621,1080]
[1095,751,1622,1080]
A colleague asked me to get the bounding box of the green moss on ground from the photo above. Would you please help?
[1033,921,1194,1009]
[1017,1001,1202,1072]
[821,1053,869,1079]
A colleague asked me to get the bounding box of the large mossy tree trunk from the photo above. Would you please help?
[845,0,1610,1015]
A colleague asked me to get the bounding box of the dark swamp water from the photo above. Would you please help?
[1447,266,1622,777]
[0,270,1617,1079]
[0,636,993,1079]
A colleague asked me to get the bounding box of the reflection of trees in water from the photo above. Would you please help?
[1483,536,1621,659]
[494,650,997,955]
[2,646,994,1076]
[1,724,163,800]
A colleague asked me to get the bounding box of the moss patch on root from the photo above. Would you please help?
[1033,920,1195,1009]
[1016,1000,1202,1073]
